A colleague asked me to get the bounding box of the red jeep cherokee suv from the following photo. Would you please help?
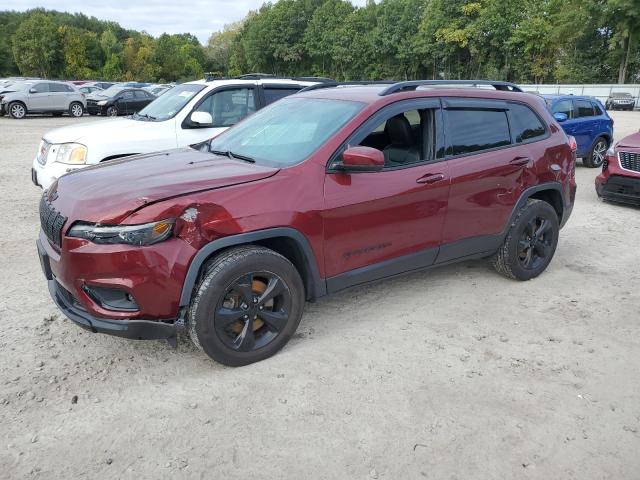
[596,131,640,206]
[37,80,577,366]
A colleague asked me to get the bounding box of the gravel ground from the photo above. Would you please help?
[0,112,639,479]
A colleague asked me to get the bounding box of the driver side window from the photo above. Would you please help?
[356,108,437,168]
[195,88,256,128]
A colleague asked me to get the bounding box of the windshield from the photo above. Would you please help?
[611,92,631,97]
[136,84,204,121]
[208,97,364,167]
[98,85,125,97]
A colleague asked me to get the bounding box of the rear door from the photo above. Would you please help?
[571,99,597,156]
[26,82,51,111]
[49,83,72,110]
[132,90,150,113]
[439,99,540,262]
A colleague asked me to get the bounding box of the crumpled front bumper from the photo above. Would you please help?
[38,239,178,341]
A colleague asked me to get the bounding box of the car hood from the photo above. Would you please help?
[44,118,151,144]
[617,132,640,149]
[51,148,279,224]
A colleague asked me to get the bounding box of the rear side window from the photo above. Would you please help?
[509,104,546,143]
[445,109,511,156]
[552,100,574,119]
[263,87,300,105]
[592,102,603,116]
[50,83,72,92]
[576,99,595,117]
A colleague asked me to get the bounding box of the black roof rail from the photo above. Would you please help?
[298,81,395,93]
[378,80,523,96]
[291,76,336,83]
[237,73,276,80]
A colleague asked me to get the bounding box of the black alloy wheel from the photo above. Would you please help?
[214,272,291,352]
[189,246,305,366]
[517,216,554,271]
[493,199,559,281]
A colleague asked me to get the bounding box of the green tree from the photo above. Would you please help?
[11,12,61,77]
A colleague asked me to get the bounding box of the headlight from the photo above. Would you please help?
[51,143,87,165]
[68,219,175,246]
[97,100,107,106]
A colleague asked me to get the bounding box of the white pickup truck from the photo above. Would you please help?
[31,76,319,189]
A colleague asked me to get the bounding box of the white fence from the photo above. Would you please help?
[520,84,640,109]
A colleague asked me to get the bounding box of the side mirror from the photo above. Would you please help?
[29,88,37,94]
[553,112,568,123]
[190,111,213,126]
[336,146,384,172]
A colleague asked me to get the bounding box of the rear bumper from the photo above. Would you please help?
[48,276,177,340]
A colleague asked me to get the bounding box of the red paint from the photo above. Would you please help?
[41,86,576,321]
[596,132,640,191]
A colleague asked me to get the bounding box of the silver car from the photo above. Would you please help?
[0,81,86,119]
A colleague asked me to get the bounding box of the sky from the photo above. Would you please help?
[5,0,369,44]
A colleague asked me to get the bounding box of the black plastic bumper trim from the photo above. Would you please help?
[48,279,177,340]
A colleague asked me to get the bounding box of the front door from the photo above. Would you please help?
[322,99,450,291]
[26,82,51,111]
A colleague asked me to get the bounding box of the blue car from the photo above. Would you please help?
[542,95,613,168]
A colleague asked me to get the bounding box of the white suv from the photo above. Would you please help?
[31,77,320,189]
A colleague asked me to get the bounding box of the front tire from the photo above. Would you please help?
[69,102,84,117]
[188,246,305,366]
[8,102,26,119]
[106,106,118,117]
[492,199,559,281]
[584,136,608,168]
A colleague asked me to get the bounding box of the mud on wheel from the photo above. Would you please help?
[188,246,305,366]
[493,199,559,281]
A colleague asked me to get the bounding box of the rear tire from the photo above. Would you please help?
[188,246,305,366]
[69,102,84,117]
[492,199,559,281]
[584,136,608,168]
[8,102,26,119]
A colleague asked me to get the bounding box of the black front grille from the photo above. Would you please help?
[39,195,67,248]
[620,151,640,172]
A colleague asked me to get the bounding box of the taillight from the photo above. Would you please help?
[567,135,577,152]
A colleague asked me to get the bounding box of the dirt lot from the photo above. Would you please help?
[0,111,639,479]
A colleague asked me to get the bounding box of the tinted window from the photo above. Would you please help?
[121,91,135,99]
[196,88,256,127]
[552,100,574,119]
[509,104,546,143]
[263,87,300,105]
[31,83,49,93]
[445,109,511,155]
[50,83,72,92]
[592,102,603,116]
[576,99,594,117]
[133,90,147,98]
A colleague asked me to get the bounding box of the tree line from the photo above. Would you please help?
[1,0,639,84]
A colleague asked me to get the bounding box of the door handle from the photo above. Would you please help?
[509,156,531,167]
[416,173,445,184]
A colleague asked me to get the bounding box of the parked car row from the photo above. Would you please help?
[0,77,173,119]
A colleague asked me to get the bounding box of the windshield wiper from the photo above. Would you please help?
[133,113,157,121]
[210,149,255,163]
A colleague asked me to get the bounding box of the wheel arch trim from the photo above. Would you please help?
[507,182,568,232]
[179,227,326,307]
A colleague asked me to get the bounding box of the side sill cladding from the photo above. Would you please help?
[179,227,326,307]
